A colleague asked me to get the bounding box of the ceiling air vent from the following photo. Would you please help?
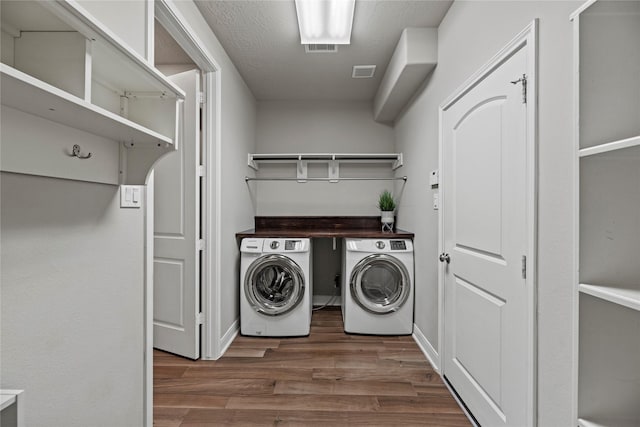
[352,65,376,78]
[305,44,338,53]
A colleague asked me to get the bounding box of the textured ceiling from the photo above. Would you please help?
[194,0,453,101]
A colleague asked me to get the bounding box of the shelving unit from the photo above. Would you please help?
[247,153,404,182]
[0,0,184,185]
[572,1,640,426]
[0,390,24,427]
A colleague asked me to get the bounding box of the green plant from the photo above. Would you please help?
[378,190,396,211]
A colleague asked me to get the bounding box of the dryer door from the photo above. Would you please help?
[350,254,411,314]
[244,254,306,316]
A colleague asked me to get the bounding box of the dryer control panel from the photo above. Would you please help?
[285,240,301,250]
[390,240,407,251]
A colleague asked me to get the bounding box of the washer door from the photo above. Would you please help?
[244,254,305,316]
[350,254,411,314]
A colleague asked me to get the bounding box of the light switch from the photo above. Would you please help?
[120,185,142,208]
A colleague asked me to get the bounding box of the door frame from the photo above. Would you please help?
[145,1,223,425]
[437,20,538,427]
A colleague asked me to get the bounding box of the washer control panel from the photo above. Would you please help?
[285,240,301,250]
[390,240,407,251]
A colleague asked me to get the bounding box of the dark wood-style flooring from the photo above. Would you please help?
[154,307,471,426]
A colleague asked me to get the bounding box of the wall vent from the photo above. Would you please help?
[305,44,338,53]
[352,65,376,78]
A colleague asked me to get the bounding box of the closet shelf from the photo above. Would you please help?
[578,417,640,427]
[47,0,185,99]
[579,135,640,157]
[248,153,404,170]
[1,64,173,147]
[245,176,407,183]
[247,152,404,182]
[579,284,640,312]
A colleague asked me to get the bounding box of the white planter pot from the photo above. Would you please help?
[380,210,395,224]
[381,210,395,232]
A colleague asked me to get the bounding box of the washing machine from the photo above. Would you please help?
[240,237,313,337]
[342,238,414,335]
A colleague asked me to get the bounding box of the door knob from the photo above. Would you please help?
[439,253,450,264]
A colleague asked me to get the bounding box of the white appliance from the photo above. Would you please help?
[240,237,313,337]
[342,238,414,335]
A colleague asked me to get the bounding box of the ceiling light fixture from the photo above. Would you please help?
[295,0,355,45]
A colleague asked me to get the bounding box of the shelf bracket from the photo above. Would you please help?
[248,153,258,170]
[297,159,308,182]
[328,159,339,183]
[392,153,404,170]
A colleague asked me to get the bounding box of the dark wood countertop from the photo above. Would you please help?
[236,216,414,241]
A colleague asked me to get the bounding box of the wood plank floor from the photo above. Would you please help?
[154,307,471,426]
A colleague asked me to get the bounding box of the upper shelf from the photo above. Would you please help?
[579,135,640,158]
[1,64,172,148]
[579,284,640,312]
[248,153,404,170]
[43,0,185,99]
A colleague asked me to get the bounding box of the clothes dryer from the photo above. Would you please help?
[342,238,414,335]
[240,238,312,337]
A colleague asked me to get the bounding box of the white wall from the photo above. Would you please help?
[255,100,396,216]
[0,3,151,425]
[0,173,145,427]
[78,0,149,59]
[394,1,579,425]
[166,0,257,351]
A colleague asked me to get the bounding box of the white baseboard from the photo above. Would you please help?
[218,318,239,358]
[313,295,341,307]
[412,323,440,373]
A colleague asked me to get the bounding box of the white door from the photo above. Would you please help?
[441,45,531,426]
[153,69,201,359]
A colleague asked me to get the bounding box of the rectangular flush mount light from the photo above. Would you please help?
[295,0,356,45]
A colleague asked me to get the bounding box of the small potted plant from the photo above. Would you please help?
[378,190,396,232]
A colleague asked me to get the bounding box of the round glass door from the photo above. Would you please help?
[350,254,410,314]
[244,254,305,316]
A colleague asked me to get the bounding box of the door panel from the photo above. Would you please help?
[153,69,201,359]
[443,45,528,426]
[454,98,505,256]
[154,259,185,328]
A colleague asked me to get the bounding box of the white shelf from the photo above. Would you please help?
[579,135,640,157]
[579,417,640,427]
[1,64,172,147]
[248,153,404,170]
[44,0,185,100]
[579,284,640,312]
[0,394,16,411]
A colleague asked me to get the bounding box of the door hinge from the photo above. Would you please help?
[196,312,204,325]
[521,255,527,279]
[197,165,206,177]
[510,74,527,104]
[197,239,205,251]
[199,92,206,105]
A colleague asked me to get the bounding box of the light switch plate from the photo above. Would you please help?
[120,185,142,208]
